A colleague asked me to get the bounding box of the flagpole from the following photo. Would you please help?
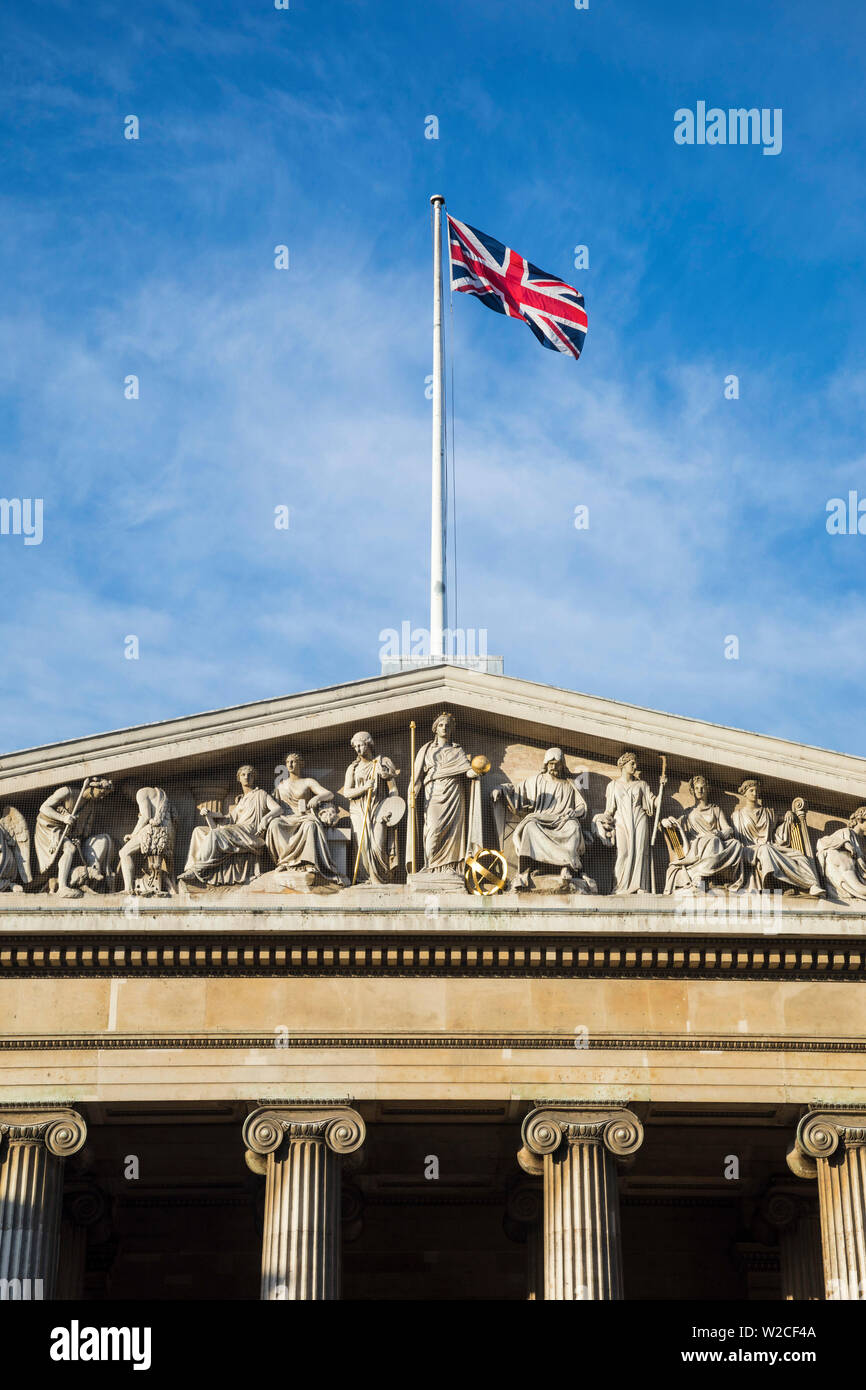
[430,194,446,661]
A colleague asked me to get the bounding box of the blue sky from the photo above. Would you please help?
[1,0,865,755]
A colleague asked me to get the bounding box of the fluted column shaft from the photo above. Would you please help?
[56,1183,110,1301]
[504,1181,544,1300]
[763,1189,823,1300]
[518,1105,643,1301]
[782,1210,823,1300]
[790,1111,866,1300]
[527,1214,544,1301]
[0,1109,87,1300]
[243,1105,364,1301]
[55,1219,86,1301]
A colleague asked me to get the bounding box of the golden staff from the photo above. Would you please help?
[409,720,417,875]
[352,757,378,886]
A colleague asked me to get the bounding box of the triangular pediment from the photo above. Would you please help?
[1,666,864,903]
[1,664,863,803]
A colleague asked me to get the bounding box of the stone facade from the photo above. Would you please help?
[1,666,865,1299]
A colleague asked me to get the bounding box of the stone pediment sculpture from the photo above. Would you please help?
[0,805,31,893]
[592,752,662,895]
[491,747,596,894]
[816,807,866,903]
[661,773,744,896]
[119,785,178,897]
[407,711,487,889]
[180,764,278,889]
[340,731,404,885]
[33,777,115,898]
[0,667,864,906]
[730,781,824,897]
[264,751,349,889]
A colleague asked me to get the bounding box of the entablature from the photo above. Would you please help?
[1,896,865,983]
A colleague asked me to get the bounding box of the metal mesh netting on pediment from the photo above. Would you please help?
[3,701,860,900]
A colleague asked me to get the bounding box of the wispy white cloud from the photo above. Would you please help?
[0,0,863,760]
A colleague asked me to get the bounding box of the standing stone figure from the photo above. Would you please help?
[731,780,825,896]
[411,712,484,876]
[119,786,177,897]
[491,748,597,893]
[340,732,403,884]
[263,752,348,886]
[662,774,744,894]
[816,807,866,903]
[180,765,278,888]
[593,752,664,895]
[34,778,115,898]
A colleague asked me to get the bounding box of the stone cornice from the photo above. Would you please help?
[2,894,863,928]
[2,663,865,797]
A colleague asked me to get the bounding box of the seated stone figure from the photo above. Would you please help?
[492,747,597,893]
[662,774,744,894]
[816,807,866,904]
[180,765,278,888]
[34,778,115,898]
[731,780,824,896]
[262,752,348,887]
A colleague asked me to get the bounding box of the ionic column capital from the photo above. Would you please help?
[0,1107,87,1159]
[789,1110,866,1299]
[788,1110,866,1179]
[243,1104,365,1173]
[518,1105,643,1176]
[762,1188,813,1229]
[505,1180,543,1227]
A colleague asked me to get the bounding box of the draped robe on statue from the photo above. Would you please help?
[503,773,588,871]
[265,781,346,885]
[182,787,275,887]
[412,740,479,873]
[344,755,400,884]
[0,830,18,887]
[732,804,822,893]
[595,777,656,895]
[664,803,744,894]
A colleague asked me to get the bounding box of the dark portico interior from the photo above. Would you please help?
[59,1101,815,1301]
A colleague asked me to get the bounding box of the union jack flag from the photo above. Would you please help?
[447,215,587,360]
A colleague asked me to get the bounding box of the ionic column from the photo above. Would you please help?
[762,1190,823,1301]
[243,1104,365,1300]
[504,1181,544,1300]
[56,1182,110,1301]
[0,1108,87,1300]
[789,1110,866,1300]
[518,1105,643,1300]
